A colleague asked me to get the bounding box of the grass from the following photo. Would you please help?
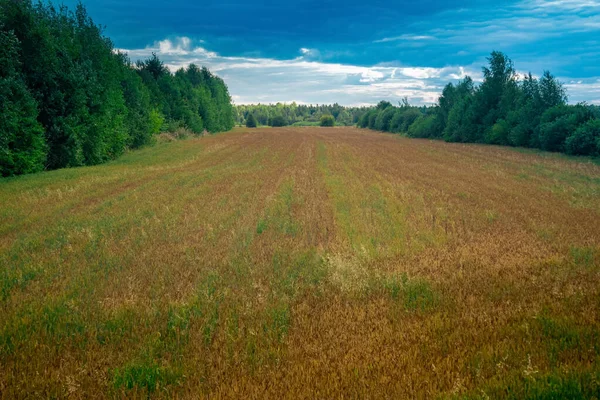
[1,126,599,398]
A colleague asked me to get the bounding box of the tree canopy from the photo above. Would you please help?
[0,0,234,176]
[235,103,368,127]
[320,114,335,127]
[359,52,600,157]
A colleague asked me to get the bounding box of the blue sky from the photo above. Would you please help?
[63,0,600,105]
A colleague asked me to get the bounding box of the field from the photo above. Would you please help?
[1,126,599,398]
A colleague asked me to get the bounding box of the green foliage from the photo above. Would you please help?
[444,95,478,143]
[236,103,367,127]
[361,51,599,159]
[407,114,441,138]
[0,0,234,176]
[390,107,422,133]
[374,107,396,131]
[0,29,46,176]
[320,114,335,127]
[539,105,596,152]
[565,118,600,156]
[246,113,258,128]
[487,119,510,145]
[149,109,165,135]
[268,115,288,127]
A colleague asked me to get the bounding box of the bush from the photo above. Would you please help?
[320,114,335,127]
[538,105,596,152]
[358,112,371,128]
[398,108,422,133]
[373,107,395,131]
[292,121,320,127]
[407,115,439,138]
[268,115,287,127]
[368,112,378,129]
[565,119,600,156]
[444,96,478,143]
[149,109,165,135]
[246,114,258,128]
[486,119,510,145]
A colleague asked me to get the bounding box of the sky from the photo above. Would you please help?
[62,0,600,106]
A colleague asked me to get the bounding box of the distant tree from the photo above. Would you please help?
[246,113,258,128]
[320,114,335,127]
[376,100,393,110]
[538,105,596,152]
[356,51,593,159]
[565,119,600,156]
[268,115,287,127]
[374,107,395,131]
[408,114,442,138]
[136,53,169,80]
[539,71,567,109]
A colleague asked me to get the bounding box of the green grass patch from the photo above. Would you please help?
[384,274,439,312]
[256,180,300,236]
[112,362,182,394]
[535,311,599,367]
[458,369,600,400]
[265,303,290,342]
[570,246,597,268]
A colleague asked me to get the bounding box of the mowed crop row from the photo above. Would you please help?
[1,127,599,398]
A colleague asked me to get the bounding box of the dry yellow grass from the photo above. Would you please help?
[1,126,599,399]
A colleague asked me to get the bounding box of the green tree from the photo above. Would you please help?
[268,115,287,127]
[374,107,396,131]
[565,118,600,156]
[0,29,46,176]
[246,113,258,128]
[320,114,335,127]
[0,0,235,176]
[539,105,596,152]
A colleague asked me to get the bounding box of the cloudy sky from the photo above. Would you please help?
[63,0,600,105]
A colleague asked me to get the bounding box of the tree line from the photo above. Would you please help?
[1,0,234,177]
[236,103,369,127]
[359,52,600,157]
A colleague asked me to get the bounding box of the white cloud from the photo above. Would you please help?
[119,36,598,106]
[520,0,600,12]
[563,78,600,103]
[374,34,436,43]
[375,0,600,53]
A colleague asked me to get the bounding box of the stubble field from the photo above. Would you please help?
[1,126,599,398]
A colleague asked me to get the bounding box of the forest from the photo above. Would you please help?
[0,0,234,177]
[358,52,600,157]
[235,103,369,127]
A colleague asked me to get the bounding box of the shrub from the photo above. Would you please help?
[320,114,335,127]
[393,108,422,133]
[565,119,600,156]
[368,112,378,129]
[358,112,371,128]
[374,107,395,131]
[268,115,287,127]
[149,109,165,135]
[407,115,439,138]
[246,113,258,128]
[538,105,596,152]
[486,119,510,145]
